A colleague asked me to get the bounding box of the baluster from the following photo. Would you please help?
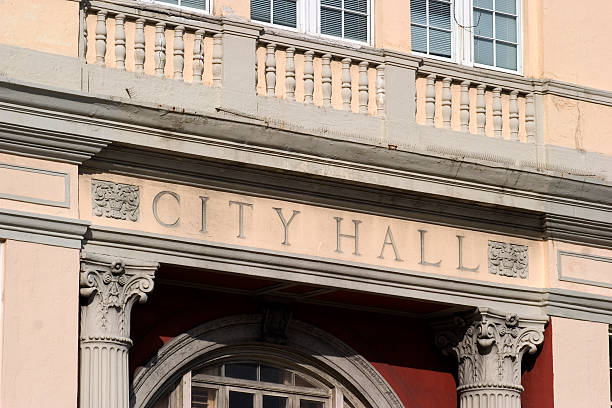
[173,26,185,80]
[525,93,536,143]
[376,64,385,117]
[80,8,88,60]
[134,18,146,74]
[460,80,470,132]
[341,58,352,111]
[442,77,452,128]
[509,90,519,141]
[193,29,205,83]
[154,22,166,77]
[425,74,436,126]
[95,11,108,65]
[476,84,486,134]
[321,54,332,108]
[265,43,276,96]
[114,14,126,70]
[303,51,315,104]
[285,47,296,101]
[492,87,502,138]
[212,33,223,87]
[358,61,369,114]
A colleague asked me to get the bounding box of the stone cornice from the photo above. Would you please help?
[0,208,90,248]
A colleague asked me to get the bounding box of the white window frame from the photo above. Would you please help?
[410,0,523,74]
[252,0,374,46]
[146,0,213,15]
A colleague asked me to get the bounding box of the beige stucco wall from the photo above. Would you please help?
[0,0,79,57]
[0,240,80,408]
[552,317,610,408]
[539,0,612,92]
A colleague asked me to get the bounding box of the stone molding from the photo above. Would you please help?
[0,208,89,249]
[432,308,547,407]
[92,179,140,222]
[132,314,403,408]
[488,241,529,279]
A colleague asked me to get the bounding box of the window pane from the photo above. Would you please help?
[410,0,427,25]
[260,365,292,385]
[273,0,297,28]
[225,363,258,381]
[496,41,517,70]
[300,401,323,408]
[495,14,517,43]
[345,0,367,13]
[229,392,253,408]
[473,0,493,10]
[251,0,271,22]
[496,0,516,15]
[429,0,451,30]
[181,0,207,10]
[158,0,180,4]
[474,37,494,66]
[295,374,317,389]
[321,0,342,7]
[321,7,342,38]
[263,396,288,408]
[195,365,222,376]
[411,25,427,53]
[473,9,493,37]
[192,387,217,408]
[429,28,451,57]
[344,12,368,42]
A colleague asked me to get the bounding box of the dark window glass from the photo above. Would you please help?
[225,363,258,381]
[229,392,254,408]
[263,395,288,408]
[260,365,292,385]
[300,400,323,408]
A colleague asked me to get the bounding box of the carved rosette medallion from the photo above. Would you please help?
[92,180,140,221]
[432,308,547,408]
[488,240,528,279]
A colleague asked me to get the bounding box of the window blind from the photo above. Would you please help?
[157,0,208,11]
[251,0,297,28]
[473,0,517,70]
[410,0,451,58]
[321,0,368,43]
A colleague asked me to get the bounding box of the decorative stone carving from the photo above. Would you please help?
[79,253,159,408]
[488,240,529,279]
[432,308,547,408]
[92,180,140,221]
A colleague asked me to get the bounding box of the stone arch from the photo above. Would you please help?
[131,314,404,408]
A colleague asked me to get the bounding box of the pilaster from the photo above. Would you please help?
[432,308,548,408]
[79,252,159,408]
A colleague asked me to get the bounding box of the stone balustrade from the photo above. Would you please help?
[84,4,223,86]
[256,39,386,116]
[415,73,536,143]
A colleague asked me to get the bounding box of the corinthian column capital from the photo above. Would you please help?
[432,308,548,407]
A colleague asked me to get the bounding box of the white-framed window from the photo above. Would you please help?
[154,0,212,13]
[250,0,372,45]
[411,0,522,73]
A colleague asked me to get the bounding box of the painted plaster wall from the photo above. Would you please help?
[0,0,79,57]
[552,316,610,408]
[0,240,80,408]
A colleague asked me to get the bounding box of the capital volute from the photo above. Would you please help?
[432,308,548,391]
[80,252,159,342]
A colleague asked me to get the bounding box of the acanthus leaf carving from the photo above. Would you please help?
[92,180,140,222]
[432,308,547,407]
[488,240,529,279]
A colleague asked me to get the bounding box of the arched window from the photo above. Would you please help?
[133,315,403,408]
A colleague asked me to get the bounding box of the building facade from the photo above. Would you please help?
[0,0,611,407]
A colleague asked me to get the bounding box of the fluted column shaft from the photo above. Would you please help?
[433,308,547,408]
[79,253,159,408]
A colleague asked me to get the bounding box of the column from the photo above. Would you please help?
[79,252,159,408]
[432,308,548,408]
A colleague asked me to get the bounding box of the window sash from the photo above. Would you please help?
[155,0,210,12]
[319,0,370,43]
[251,0,298,28]
[410,0,453,59]
[473,0,519,71]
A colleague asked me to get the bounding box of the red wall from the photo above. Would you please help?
[131,282,554,408]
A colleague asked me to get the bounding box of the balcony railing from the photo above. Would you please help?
[81,0,546,149]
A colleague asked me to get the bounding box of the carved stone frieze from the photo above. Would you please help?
[488,240,528,279]
[432,308,547,408]
[92,180,140,221]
